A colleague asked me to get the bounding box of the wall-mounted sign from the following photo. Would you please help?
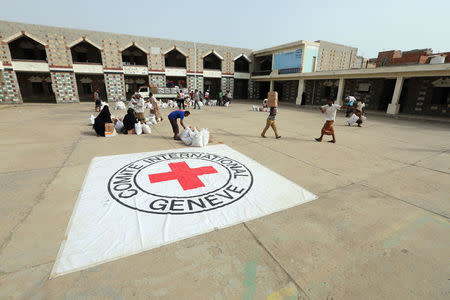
[123,66,148,75]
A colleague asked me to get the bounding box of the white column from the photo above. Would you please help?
[295,79,305,105]
[269,80,274,92]
[336,77,345,105]
[387,76,404,115]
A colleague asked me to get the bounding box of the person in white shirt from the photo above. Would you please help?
[132,94,147,122]
[355,99,366,127]
[315,99,343,143]
[204,90,210,105]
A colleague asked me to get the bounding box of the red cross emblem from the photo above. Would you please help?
[148,161,218,191]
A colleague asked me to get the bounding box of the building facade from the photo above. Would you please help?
[1,20,449,117]
[0,20,252,104]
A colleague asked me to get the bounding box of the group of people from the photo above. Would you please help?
[315,97,366,143]
[259,95,366,144]
[93,87,366,145]
[175,89,232,109]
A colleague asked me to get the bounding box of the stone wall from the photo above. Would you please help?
[0,20,252,103]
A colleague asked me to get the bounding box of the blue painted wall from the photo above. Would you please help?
[303,46,319,73]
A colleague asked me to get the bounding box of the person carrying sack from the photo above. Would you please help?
[261,107,281,139]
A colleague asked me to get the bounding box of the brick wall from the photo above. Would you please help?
[51,72,78,103]
[221,77,233,94]
[0,20,252,104]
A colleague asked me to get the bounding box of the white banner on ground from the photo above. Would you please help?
[51,144,317,278]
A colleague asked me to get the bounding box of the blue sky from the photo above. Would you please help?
[2,0,449,57]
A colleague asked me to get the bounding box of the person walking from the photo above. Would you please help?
[94,89,101,112]
[176,91,185,109]
[315,99,342,143]
[149,92,162,122]
[193,89,201,109]
[218,90,223,106]
[261,107,281,139]
[168,110,190,140]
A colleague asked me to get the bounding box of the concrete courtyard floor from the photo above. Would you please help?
[0,101,449,300]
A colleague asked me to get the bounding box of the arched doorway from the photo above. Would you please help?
[164,49,186,68]
[203,53,222,70]
[234,56,249,73]
[71,41,102,64]
[122,45,147,66]
[9,35,46,61]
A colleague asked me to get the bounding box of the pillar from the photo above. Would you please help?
[387,76,404,115]
[269,80,274,92]
[336,77,345,105]
[295,79,305,105]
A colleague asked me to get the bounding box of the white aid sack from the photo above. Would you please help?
[191,129,202,147]
[114,119,124,132]
[180,127,193,146]
[101,101,108,110]
[89,115,95,125]
[224,102,229,107]
[347,114,359,126]
[135,122,143,135]
[361,115,367,122]
[200,128,210,147]
[142,124,152,134]
[114,101,126,110]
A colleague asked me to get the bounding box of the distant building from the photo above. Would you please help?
[376,49,450,67]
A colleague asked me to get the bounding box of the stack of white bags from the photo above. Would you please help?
[134,122,151,135]
[145,114,157,125]
[101,101,108,110]
[180,127,210,147]
[208,100,217,106]
[114,101,126,110]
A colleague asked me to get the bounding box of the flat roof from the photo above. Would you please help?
[253,40,319,56]
[251,63,450,80]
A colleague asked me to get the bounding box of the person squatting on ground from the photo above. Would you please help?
[168,110,190,140]
[132,94,147,123]
[149,92,162,122]
[93,105,113,136]
[261,107,281,139]
[94,89,101,112]
[193,89,201,109]
[224,90,232,106]
[354,98,366,127]
[122,108,138,134]
[315,99,344,143]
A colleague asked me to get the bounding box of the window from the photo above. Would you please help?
[32,82,44,94]
[431,87,450,105]
[82,83,92,94]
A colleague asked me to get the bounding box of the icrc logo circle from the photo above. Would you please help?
[107,152,253,215]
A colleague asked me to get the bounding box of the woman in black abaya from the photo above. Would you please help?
[93,105,113,136]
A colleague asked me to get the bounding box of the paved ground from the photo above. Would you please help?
[0,101,449,300]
